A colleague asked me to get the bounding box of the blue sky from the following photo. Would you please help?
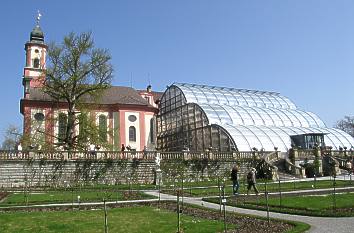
[1,0,354,141]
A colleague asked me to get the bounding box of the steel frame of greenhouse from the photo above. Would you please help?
[157,83,354,152]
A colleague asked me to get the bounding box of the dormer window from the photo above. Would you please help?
[33,58,40,68]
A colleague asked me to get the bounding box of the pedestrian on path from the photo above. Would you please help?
[231,165,239,195]
[346,160,352,175]
[247,168,259,195]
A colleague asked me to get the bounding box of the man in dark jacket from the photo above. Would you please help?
[231,165,239,195]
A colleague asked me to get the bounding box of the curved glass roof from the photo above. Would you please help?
[198,103,326,128]
[172,83,354,151]
[175,82,297,110]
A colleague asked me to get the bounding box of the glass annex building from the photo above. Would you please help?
[157,83,354,152]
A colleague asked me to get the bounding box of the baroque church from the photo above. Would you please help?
[20,21,162,151]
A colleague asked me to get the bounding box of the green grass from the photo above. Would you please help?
[257,192,354,211]
[0,206,226,233]
[204,192,354,217]
[168,179,354,197]
[0,190,153,207]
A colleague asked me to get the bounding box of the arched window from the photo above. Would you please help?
[150,118,154,143]
[33,58,40,68]
[58,113,67,142]
[129,126,136,142]
[98,114,107,142]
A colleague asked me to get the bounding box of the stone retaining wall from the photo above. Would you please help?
[0,158,258,188]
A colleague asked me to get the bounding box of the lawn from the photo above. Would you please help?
[262,192,354,209]
[0,190,153,207]
[0,206,226,233]
[165,179,354,197]
[204,192,354,217]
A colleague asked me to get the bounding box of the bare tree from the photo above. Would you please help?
[1,125,22,150]
[335,116,354,137]
[43,32,113,150]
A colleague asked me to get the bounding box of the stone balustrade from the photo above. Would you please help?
[0,150,272,161]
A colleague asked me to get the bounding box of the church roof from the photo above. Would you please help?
[26,86,161,107]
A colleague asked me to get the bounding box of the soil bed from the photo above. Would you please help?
[156,202,294,233]
[0,192,9,202]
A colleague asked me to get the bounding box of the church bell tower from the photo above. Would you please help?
[22,11,47,98]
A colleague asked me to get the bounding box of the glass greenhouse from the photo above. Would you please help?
[157,83,354,152]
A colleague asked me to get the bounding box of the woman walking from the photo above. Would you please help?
[247,168,259,195]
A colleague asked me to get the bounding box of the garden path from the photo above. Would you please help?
[144,190,354,233]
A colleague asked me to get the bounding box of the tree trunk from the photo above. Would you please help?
[66,102,76,150]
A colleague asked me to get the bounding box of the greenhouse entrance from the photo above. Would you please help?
[290,133,325,149]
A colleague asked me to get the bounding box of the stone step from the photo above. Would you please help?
[277,171,298,180]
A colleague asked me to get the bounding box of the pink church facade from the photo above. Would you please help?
[20,24,161,151]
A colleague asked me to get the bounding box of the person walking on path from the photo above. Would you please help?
[247,168,259,195]
[231,165,239,195]
[346,160,352,175]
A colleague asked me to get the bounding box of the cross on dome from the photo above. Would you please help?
[36,10,42,26]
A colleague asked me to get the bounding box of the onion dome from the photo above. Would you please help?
[30,25,44,43]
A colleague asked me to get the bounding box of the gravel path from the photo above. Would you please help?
[144,191,354,233]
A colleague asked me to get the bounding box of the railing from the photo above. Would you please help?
[264,151,278,162]
[0,150,156,161]
[285,158,306,178]
[258,159,279,181]
[0,150,269,161]
[331,150,354,159]
[334,156,347,169]
[159,152,183,160]
[237,151,254,159]
[210,152,234,160]
[297,149,316,159]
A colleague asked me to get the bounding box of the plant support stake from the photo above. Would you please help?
[104,198,108,233]
[177,191,181,233]
[222,183,227,233]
